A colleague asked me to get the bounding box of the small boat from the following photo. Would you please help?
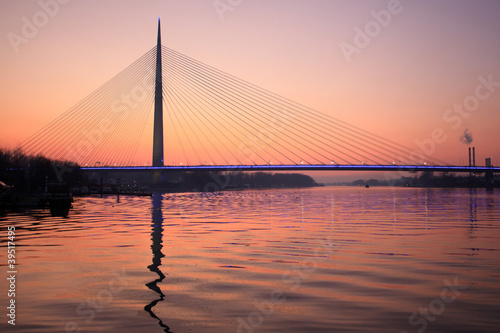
[46,183,73,216]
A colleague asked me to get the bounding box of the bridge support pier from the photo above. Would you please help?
[485,171,494,190]
[153,170,164,185]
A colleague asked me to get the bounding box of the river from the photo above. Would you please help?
[1,186,499,332]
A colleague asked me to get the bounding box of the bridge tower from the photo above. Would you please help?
[152,18,164,167]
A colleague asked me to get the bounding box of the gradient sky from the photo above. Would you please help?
[1,0,499,180]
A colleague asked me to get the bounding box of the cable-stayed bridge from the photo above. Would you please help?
[17,19,499,177]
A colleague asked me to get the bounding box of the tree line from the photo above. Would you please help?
[0,149,83,193]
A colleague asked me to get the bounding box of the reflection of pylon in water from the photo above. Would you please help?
[145,193,171,332]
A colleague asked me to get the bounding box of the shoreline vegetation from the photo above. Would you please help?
[330,172,498,188]
[0,148,83,193]
[0,149,320,194]
[0,149,497,197]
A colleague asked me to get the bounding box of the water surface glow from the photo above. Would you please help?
[1,187,499,332]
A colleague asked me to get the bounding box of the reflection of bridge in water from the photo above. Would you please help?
[145,193,172,332]
[18,19,499,185]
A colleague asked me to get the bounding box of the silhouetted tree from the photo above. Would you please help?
[0,148,83,193]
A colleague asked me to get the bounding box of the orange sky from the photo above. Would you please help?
[1,0,500,179]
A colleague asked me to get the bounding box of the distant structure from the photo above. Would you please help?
[152,18,164,167]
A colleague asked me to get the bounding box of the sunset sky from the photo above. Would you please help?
[1,0,499,180]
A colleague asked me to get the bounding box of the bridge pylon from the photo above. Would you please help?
[152,18,164,184]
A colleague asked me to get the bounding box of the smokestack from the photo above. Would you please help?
[469,147,472,167]
[473,147,476,167]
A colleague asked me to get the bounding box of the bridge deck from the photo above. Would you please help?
[80,164,500,173]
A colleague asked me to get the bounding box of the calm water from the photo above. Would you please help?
[1,187,500,333]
